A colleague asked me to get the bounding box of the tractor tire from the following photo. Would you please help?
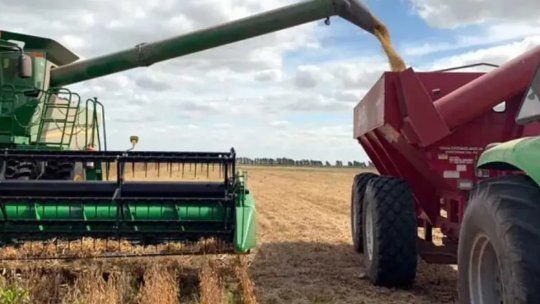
[458,175,540,304]
[362,176,417,287]
[3,160,37,180]
[351,172,378,253]
[43,161,75,180]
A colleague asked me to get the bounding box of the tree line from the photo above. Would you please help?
[237,157,374,168]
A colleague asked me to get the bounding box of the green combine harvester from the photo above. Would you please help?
[0,0,380,256]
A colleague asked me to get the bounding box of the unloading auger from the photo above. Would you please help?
[0,0,381,258]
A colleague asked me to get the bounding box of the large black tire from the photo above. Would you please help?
[42,161,75,180]
[351,172,378,253]
[2,160,37,180]
[362,176,417,287]
[458,175,540,304]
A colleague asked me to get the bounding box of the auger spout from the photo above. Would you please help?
[50,0,378,87]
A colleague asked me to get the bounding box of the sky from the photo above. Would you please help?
[1,0,539,163]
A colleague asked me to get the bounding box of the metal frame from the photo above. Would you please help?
[354,48,540,264]
[0,149,238,245]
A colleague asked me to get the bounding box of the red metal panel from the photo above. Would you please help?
[353,76,385,138]
[397,69,450,146]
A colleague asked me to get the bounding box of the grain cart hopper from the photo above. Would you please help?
[351,47,540,302]
[0,0,383,257]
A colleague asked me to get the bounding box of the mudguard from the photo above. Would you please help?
[477,137,540,186]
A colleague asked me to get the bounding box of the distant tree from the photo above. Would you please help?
[237,156,375,168]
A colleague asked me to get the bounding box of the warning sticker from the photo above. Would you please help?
[457,164,467,172]
[438,154,448,160]
[443,171,460,179]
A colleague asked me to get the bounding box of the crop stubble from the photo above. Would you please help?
[0,166,456,303]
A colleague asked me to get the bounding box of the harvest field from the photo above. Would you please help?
[0,166,456,303]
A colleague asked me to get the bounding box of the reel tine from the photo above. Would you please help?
[182,163,185,178]
[144,162,148,178]
[194,163,197,178]
[169,162,172,177]
[157,162,161,178]
[206,162,210,178]
[132,162,135,178]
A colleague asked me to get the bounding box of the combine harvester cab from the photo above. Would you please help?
[352,46,540,302]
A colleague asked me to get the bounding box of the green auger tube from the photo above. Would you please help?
[50,0,378,87]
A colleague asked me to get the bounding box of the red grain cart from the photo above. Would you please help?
[352,46,540,302]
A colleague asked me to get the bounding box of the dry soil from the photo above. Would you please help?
[0,166,457,303]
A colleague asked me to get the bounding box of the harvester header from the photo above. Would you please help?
[50,0,378,87]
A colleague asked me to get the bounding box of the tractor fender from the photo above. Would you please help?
[477,137,540,186]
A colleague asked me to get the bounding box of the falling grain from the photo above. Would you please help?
[372,18,406,72]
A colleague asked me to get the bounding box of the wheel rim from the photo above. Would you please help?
[468,234,503,304]
[364,200,374,261]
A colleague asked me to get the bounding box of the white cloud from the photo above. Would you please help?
[425,36,540,71]
[410,0,540,29]
[270,120,290,127]
[403,0,540,56]
[254,69,283,82]
[403,22,540,56]
[294,65,320,88]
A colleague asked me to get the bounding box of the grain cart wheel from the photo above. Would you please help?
[362,176,417,287]
[459,175,540,304]
[351,172,378,253]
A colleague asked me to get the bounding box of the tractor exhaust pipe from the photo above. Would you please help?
[50,0,378,87]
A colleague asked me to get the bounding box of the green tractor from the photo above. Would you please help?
[0,0,382,256]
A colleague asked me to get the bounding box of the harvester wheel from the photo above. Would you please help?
[362,176,417,287]
[458,175,540,304]
[351,172,378,253]
[3,160,37,180]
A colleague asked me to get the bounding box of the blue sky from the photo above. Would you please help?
[1,0,539,163]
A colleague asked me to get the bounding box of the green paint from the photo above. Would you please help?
[477,137,540,185]
[0,176,258,253]
[235,174,257,252]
